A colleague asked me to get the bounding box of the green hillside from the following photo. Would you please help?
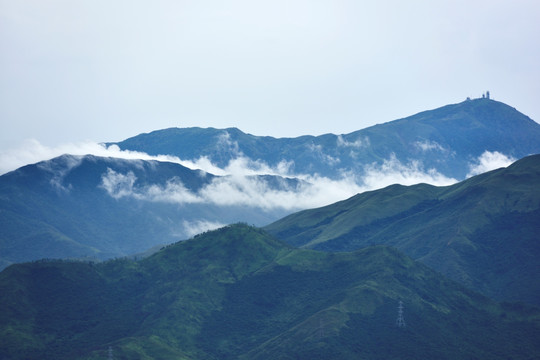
[1,224,539,359]
[265,154,540,305]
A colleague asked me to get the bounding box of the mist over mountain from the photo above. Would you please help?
[265,154,540,306]
[0,155,304,269]
[2,98,539,271]
[111,98,540,181]
[1,224,539,360]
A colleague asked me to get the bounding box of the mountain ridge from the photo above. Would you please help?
[111,98,540,180]
[265,154,540,305]
[0,155,298,269]
[1,224,539,359]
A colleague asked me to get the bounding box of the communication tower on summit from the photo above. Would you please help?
[396,301,406,328]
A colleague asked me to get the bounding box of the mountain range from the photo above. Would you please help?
[111,98,540,180]
[0,154,305,269]
[1,224,539,359]
[1,98,540,359]
[2,98,540,271]
[265,154,540,306]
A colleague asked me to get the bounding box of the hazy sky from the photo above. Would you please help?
[1,0,540,153]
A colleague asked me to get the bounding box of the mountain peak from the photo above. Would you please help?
[111,99,540,180]
[145,224,291,281]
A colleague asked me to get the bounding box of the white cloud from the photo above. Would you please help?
[145,178,204,204]
[196,174,353,210]
[220,156,294,177]
[216,131,241,155]
[97,153,457,212]
[3,139,459,213]
[337,135,369,148]
[0,139,185,175]
[414,140,446,152]
[0,138,297,179]
[100,168,204,204]
[467,151,515,177]
[178,156,228,176]
[307,143,340,166]
[182,220,227,238]
[39,155,84,192]
[100,168,137,199]
[361,154,457,189]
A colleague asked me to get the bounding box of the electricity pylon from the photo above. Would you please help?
[396,300,406,328]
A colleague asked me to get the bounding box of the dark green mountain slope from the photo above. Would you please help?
[1,224,539,359]
[0,155,296,269]
[265,154,540,305]
[111,98,540,179]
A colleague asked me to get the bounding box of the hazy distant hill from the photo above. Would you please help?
[1,224,539,359]
[0,155,298,269]
[111,98,540,180]
[265,154,540,306]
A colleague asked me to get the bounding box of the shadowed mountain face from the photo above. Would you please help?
[111,98,540,180]
[0,155,300,269]
[1,224,539,360]
[265,154,540,306]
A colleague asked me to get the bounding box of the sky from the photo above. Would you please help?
[1,0,540,158]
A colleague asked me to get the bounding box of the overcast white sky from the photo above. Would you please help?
[1,0,540,153]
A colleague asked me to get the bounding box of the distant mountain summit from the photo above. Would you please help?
[111,98,540,180]
[265,154,540,306]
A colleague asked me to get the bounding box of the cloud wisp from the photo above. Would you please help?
[181,220,228,238]
[361,154,456,189]
[414,140,447,152]
[0,139,185,175]
[4,139,517,215]
[467,151,516,177]
[337,135,370,148]
[98,152,458,213]
[0,138,293,177]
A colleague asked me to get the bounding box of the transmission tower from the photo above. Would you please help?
[318,318,325,339]
[108,346,114,360]
[396,301,406,328]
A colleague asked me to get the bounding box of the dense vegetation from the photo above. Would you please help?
[265,154,540,306]
[1,224,539,359]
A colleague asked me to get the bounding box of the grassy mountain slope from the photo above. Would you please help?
[1,224,539,359]
[265,154,540,305]
[112,98,540,179]
[0,155,295,269]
